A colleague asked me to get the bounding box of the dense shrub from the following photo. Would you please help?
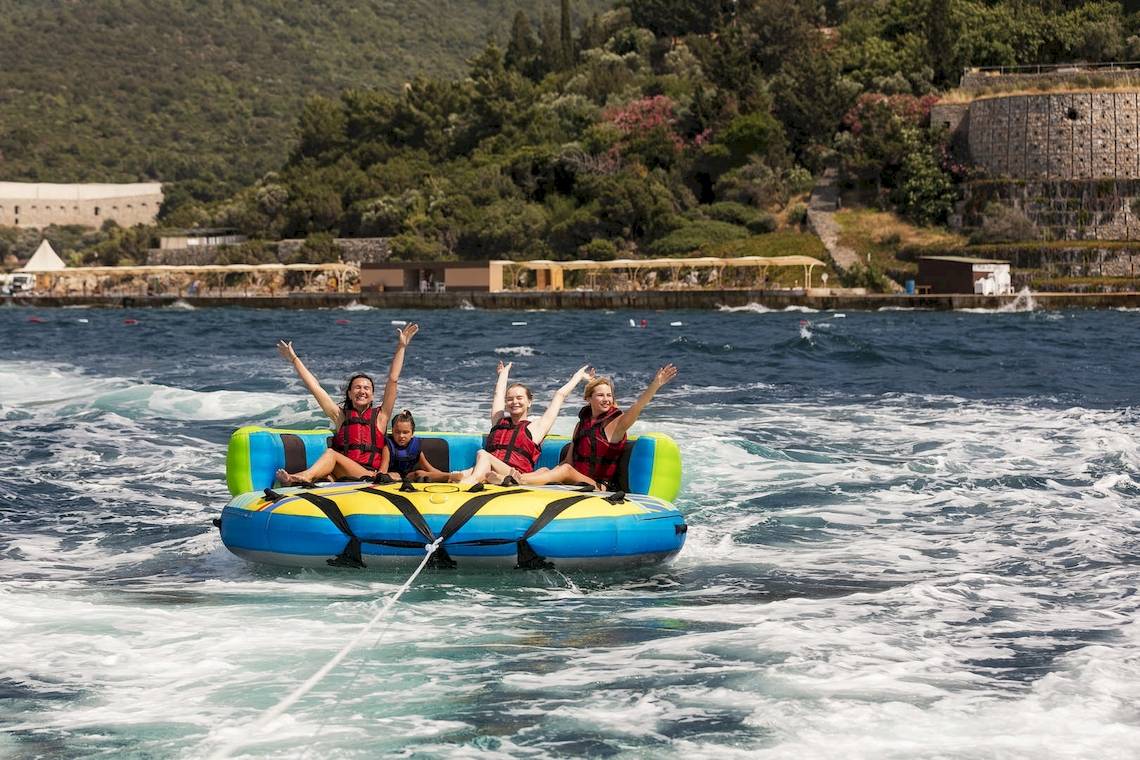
[646,220,750,255]
[970,202,1038,244]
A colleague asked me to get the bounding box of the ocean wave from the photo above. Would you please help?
[494,346,536,356]
[340,300,374,311]
[0,361,297,421]
[717,303,820,314]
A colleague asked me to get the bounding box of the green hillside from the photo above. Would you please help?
[0,0,605,201]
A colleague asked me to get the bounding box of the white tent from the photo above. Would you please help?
[21,240,66,271]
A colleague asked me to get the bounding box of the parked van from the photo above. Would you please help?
[0,273,35,294]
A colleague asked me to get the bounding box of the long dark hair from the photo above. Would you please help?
[343,373,374,411]
[391,408,416,433]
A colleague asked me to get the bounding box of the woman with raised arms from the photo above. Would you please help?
[451,361,592,485]
[274,323,419,485]
[514,364,678,490]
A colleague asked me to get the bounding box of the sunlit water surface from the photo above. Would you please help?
[1,304,1138,759]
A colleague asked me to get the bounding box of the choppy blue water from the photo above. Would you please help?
[1,301,1138,759]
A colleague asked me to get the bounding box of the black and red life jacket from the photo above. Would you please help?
[330,405,385,470]
[485,417,542,473]
[571,405,625,484]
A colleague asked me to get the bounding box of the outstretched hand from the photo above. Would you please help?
[497,360,512,374]
[572,364,592,384]
[396,323,419,347]
[276,339,297,362]
[652,363,678,388]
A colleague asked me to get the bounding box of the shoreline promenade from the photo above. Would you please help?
[6,290,1140,310]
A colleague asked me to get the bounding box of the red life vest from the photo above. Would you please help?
[330,405,385,470]
[486,417,542,473]
[571,405,626,484]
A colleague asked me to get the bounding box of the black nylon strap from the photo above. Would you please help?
[521,494,593,540]
[358,486,435,543]
[514,493,595,570]
[437,488,528,543]
[289,490,365,568]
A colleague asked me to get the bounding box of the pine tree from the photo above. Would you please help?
[538,10,561,74]
[506,11,537,72]
[560,0,573,67]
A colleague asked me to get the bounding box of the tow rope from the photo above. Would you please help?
[204,537,443,760]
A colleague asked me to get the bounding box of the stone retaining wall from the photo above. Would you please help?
[9,290,1140,311]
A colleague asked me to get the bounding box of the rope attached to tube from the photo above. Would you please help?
[206,537,444,760]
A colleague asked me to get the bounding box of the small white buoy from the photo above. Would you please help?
[629,319,636,327]
[391,320,407,326]
[670,321,683,326]
[77,318,89,323]
[511,321,527,326]
[833,313,846,318]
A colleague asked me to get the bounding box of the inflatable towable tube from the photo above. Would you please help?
[219,427,686,571]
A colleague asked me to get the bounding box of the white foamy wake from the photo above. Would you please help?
[494,346,536,356]
[3,361,1139,759]
[717,303,820,314]
[0,361,296,421]
[340,301,374,311]
[961,286,1039,314]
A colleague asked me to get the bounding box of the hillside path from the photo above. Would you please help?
[806,168,903,291]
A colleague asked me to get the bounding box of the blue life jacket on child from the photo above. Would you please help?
[385,435,422,477]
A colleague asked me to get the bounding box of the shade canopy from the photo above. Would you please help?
[20,240,66,271]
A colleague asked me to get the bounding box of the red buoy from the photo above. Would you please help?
[123,318,139,325]
[27,316,46,324]
[335,318,350,325]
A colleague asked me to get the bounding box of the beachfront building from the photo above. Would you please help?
[157,228,246,250]
[361,260,509,292]
[919,256,1013,294]
[0,182,163,228]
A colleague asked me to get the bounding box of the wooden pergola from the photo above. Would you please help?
[20,263,359,297]
[507,255,826,291]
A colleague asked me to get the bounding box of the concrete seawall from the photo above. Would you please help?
[7,290,1140,310]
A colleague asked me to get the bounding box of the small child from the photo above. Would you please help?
[383,410,448,482]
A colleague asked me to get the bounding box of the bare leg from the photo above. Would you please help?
[458,450,510,485]
[411,469,454,483]
[277,449,373,485]
[513,462,597,489]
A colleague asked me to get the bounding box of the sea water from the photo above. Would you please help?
[1,306,1138,759]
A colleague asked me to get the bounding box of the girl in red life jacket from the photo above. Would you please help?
[274,323,419,485]
[451,361,592,485]
[514,363,678,490]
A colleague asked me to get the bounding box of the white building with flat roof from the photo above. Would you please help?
[0,182,163,229]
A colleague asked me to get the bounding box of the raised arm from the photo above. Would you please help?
[377,323,419,428]
[529,365,591,442]
[277,340,342,425]
[606,364,678,441]
[490,360,512,426]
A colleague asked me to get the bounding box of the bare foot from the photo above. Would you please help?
[485,470,505,485]
[276,468,302,486]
